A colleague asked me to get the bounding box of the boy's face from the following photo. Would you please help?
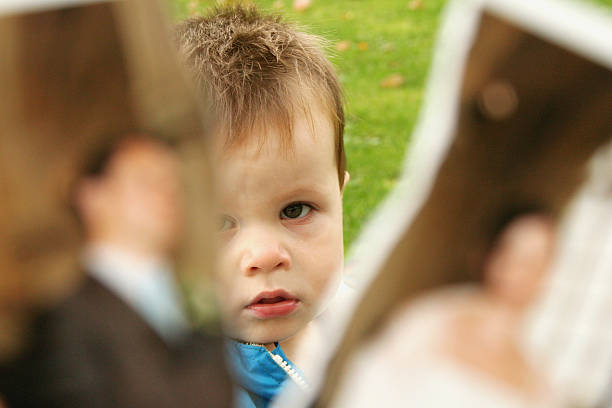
[214,109,345,344]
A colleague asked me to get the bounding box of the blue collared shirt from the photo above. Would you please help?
[226,340,307,408]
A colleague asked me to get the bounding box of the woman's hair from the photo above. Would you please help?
[0,0,216,360]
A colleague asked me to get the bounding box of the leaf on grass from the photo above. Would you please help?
[336,40,351,52]
[293,0,311,11]
[380,73,405,88]
[358,42,369,51]
[381,42,395,52]
[409,0,424,10]
[188,0,198,15]
[341,11,355,20]
[273,0,284,9]
[217,0,254,4]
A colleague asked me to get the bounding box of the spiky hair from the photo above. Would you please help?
[175,5,346,184]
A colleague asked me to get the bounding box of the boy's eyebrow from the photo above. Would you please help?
[271,185,330,204]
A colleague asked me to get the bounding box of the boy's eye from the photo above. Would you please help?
[280,203,312,220]
[218,216,236,232]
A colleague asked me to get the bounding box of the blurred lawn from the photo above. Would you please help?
[170,0,612,250]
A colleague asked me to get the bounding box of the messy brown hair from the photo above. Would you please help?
[175,6,346,185]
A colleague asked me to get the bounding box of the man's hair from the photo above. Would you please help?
[175,6,346,185]
[80,132,175,178]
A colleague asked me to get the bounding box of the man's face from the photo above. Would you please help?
[93,139,183,256]
[214,110,345,344]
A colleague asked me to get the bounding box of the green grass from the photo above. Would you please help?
[170,0,612,250]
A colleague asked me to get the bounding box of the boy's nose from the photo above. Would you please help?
[240,241,291,275]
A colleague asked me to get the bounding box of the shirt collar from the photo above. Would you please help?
[226,340,294,402]
[84,243,189,343]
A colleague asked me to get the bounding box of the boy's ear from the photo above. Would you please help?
[341,171,350,195]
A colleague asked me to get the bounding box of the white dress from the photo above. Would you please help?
[332,287,559,408]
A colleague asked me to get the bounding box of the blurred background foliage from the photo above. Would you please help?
[169,0,612,250]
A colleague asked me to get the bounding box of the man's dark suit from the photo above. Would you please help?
[2,277,231,408]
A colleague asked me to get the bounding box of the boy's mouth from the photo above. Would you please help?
[246,290,299,319]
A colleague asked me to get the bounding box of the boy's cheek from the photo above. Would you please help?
[215,290,248,339]
[312,265,343,315]
[299,241,344,312]
[213,266,243,319]
[290,211,342,240]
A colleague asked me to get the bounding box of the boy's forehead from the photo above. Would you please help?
[214,129,339,210]
[214,105,336,160]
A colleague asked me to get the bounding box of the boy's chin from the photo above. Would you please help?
[234,324,302,346]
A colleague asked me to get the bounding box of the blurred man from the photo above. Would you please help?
[0,1,230,406]
[76,136,187,343]
[4,135,230,408]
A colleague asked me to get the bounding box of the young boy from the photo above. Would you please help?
[175,6,348,407]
